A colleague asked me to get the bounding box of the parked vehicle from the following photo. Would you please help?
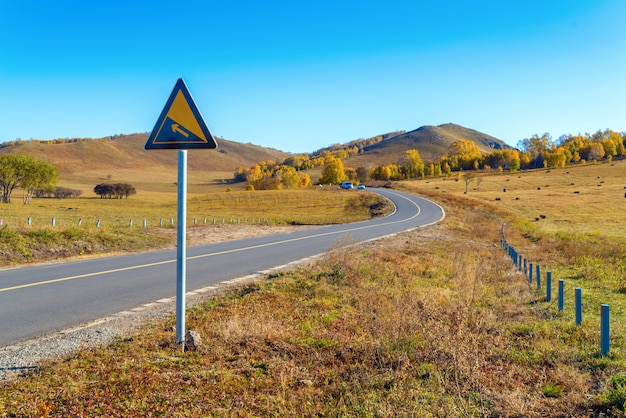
[340,181,353,189]
[357,184,366,189]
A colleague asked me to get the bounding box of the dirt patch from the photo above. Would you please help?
[159,224,314,247]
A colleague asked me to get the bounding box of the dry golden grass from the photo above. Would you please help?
[2,161,626,416]
[0,187,389,266]
[2,179,625,416]
[403,159,626,239]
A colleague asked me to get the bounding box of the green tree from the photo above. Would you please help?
[319,156,347,185]
[0,154,58,204]
[509,157,521,172]
[22,158,59,204]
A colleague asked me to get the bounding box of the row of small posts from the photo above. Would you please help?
[0,217,271,228]
[501,238,611,357]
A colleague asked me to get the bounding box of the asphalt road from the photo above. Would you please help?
[0,188,444,348]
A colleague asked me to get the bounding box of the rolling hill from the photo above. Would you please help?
[0,123,510,189]
[0,134,290,176]
[342,123,511,167]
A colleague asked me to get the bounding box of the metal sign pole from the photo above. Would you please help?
[176,150,188,344]
[144,78,217,346]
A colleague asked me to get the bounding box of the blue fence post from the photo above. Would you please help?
[558,280,564,312]
[575,287,583,325]
[96,219,101,228]
[524,258,527,276]
[601,304,610,356]
[529,262,533,285]
[129,218,133,227]
[143,218,147,228]
[546,271,552,302]
[536,265,541,290]
[52,217,56,227]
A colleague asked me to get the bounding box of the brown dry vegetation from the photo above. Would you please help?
[1,160,626,416]
[0,188,388,266]
[2,175,626,416]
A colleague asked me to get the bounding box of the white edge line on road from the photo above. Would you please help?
[0,191,446,347]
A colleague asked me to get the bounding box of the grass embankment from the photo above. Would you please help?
[401,159,626,372]
[0,188,386,266]
[2,172,626,415]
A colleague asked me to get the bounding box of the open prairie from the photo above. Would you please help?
[2,160,626,416]
[403,159,626,239]
[0,183,388,266]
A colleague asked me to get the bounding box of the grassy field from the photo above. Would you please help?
[402,159,626,239]
[1,161,626,416]
[400,159,626,353]
[0,184,389,266]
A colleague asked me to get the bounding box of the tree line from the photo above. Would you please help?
[234,129,626,186]
[233,161,312,190]
[33,186,82,199]
[93,183,137,199]
[0,154,140,203]
[0,134,130,148]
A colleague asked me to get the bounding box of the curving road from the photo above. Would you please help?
[0,189,444,348]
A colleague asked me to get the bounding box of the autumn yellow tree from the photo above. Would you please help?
[448,139,482,170]
[401,149,425,179]
[277,166,300,189]
[319,156,347,185]
[298,172,311,187]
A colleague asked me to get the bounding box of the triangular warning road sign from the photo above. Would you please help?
[145,79,218,150]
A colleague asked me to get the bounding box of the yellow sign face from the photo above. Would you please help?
[145,79,217,150]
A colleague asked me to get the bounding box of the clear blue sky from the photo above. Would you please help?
[1,1,624,153]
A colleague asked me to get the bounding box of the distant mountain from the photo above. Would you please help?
[0,133,290,175]
[0,123,510,180]
[345,123,511,167]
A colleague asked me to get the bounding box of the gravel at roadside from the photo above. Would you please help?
[0,224,314,382]
[0,273,269,382]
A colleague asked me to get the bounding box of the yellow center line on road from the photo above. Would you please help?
[0,259,175,293]
[0,191,423,293]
